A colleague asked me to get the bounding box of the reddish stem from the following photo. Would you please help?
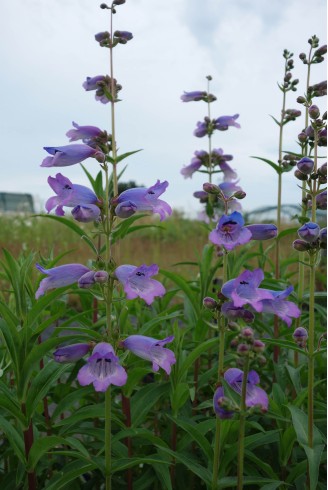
[22,403,37,490]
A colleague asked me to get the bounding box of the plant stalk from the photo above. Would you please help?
[237,354,250,490]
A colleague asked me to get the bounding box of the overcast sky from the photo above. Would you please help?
[1,0,326,216]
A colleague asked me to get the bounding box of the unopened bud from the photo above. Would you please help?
[298,132,307,143]
[240,327,254,341]
[293,327,308,348]
[297,95,306,104]
[308,105,320,119]
[234,190,246,200]
[294,169,308,181]
[297,157,314,175]
[237,343,250,356]
[314,45,327,57]
[203,182,221,194]
[203,296,218,310]
[293,239,311,252]
[94,270,109,283]
[253,340,265,353]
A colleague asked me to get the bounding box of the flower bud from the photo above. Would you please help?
[293,239,312,252]
[297,157,314,175]
[316,190,327,210]
[203,182,221,195]
[78,271,96,288]
[318,162,327,176]
[293,327,308,348]
[234,190,246,200]
[318,128,327,147]
[240,327,254,341]
[299,53,306,61]
[203,296,218,310]
[297,95,306,104]
[72,204,101,223]
[253,339,265,353]
[298,132,307,143]
[294,169,308,181]
[94,270,109,283]
[314,45,327,57]
[308,105,320,119]
[298,222,320,243]
[245,224,277,240]
[54,343,91,363]
[237,343,250,356]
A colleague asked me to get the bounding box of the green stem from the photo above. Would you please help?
[211,254,228,490]
[237,355,250,490]
[110,8,118,196]
[307,256,316,449]
[105,386,112,489]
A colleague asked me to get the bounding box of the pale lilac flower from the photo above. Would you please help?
[219,181,243,198]
[45,173,99,216]
[224,368,268,411]
[215,114,240,131]
[82,75,106,91]
[71,204,101,223]
[114,264,165,304]
[113,30,133,43]
[114,180,172,221]
[194,120,210,137]
[35,263,91,299]
[83,75,122,104]
[180,157,202,178]
[122,335,176,375]
[180,91,207,102]
[77,343,127,392]
[209,212,252,251]
[297,222,320,242]
[41,145,104,168]
[219,161,238,181]
[258,286,301,327]
[54,343,91,363]
[94,271,109,283]
[66,121,103,142]
[221,269,274,312]
[95,31,110,44]
[211,148,234,163]
[245,224,278,240]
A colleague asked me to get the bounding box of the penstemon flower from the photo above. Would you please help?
[214,114,241,131]
[114,264,165,304]
[77,343,127,392]
[66,121,103,142]
[209,211,252,251]
[53,343,91,363]
[35,263,92,298]
[122,335,176,374]
[113,180,172,221]
[41,144,104,167]
[45,173,100,217]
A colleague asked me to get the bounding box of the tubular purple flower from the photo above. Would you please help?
[78,271,96,289]
[194,120,210,138]
[297,222,320,242]
[215,114,240,131]
[258,286,301,327]
[319,227,327,246]
[219,181,243,198]
[212,148,234,163]
[224,368,269,412]
[180,91,207,102]
[180,157,202,178]
[209,211,252,251]
[114,180,172,221]
[35,263,91,299]
[77,342,127,392]
[54,343,91,363]
[213,387,235,419]
[82,75,106,91]
[41,144,104,167]
[221,268,274,312]
[219,161,238,181]
[94,271,109,283]
[221,302,255,323]
[297,157,314,175]
[245,224,278,240]
[122,335,176,375]
[71,204,101,222]
[316,190,327,210]
[115,264,165,304]
[45,173,99,216]
[66,121,103,142]
[95,31,110,44]
[113,30,133,43]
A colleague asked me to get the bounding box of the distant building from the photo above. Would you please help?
[0,193,35,213]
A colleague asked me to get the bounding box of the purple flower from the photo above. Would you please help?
[297,222,320,242]
[77,343,127,392]
[95,31,110,45]
[66,121,103,143]
[194,120,210,137]
[114,180,172,221]
[215,114,240,131]
[45,173,99,216]
[319,227,327,246]
[316,190,327,210]
[122,335,176,375]
[221,269,274,312]
[221,302,255,323]
[113,30,133,44]
[293,327,308,347]
[83,75,106,91]
[211,148,234,163]
[225,368,268,411]
[114,264,165,304]
[71,204,101,222]
[245,224,278,240]
[41,144,104,168]
[219,161,238,181]
[209,212,252,251]
[180,157,202,178]
[35,263,91,299]
[258,286,301,327]
[213,387,235,419]
[180,91,207,102]
[297,157,314,175]
[54,343,91,363]
[78,271,96,288]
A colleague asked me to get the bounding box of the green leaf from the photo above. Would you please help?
[116,149,143,163]
[277,227,299,240]
[34,215,95,250]
[0,415,25,464]
[27,435,85,470]
[160,269,200,320]
[0,316,20,375]
[166,415,213,462]
[131,382,170,427]
[262,338,307,356]
[288,405,323,447]
[178,337,218,382]
[44,460,97,490]
[251,156,281,173]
